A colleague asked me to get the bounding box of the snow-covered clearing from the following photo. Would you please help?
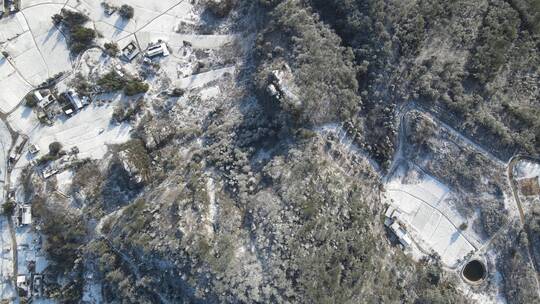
[16,226,45,276]
[384,163,477,267]
[10,103,131,160]
[0,216,14,299]
[5,30,48,86]
[0,4,71,89]
[137,32,237,51]
[514,160,540,180]
[56,170,74,196]
[0,13,29,41]
[82,282,103,304]
[204,177,217,237]
[1,7,72,88]
[8,102,132,183]
[175,66,235,89]
[21,4,73,78]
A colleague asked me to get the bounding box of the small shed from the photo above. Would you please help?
[122,41,140,61]
[38,94,56,109]
[29,144,40,154]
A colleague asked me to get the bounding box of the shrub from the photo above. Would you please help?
[2,201,15,215]
[49,142,63,156]
[104,42,119,57]
[97,72,149,96]
[97,72,126,92]
[25,95,38,108]
[118,4,134,19]
[124,79,149,96]
[70,26,96,53]
[170,88,185,97]
[52,9,95,53]
[205,0,236,17]
[59,9,89,27]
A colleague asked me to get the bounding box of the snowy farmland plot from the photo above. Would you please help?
[21,4,73,78]
[384,162,477,267]
[0,55,33,113]
[0,7,72,88]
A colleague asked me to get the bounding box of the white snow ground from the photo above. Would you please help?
[9,103,131,160]
[21,4,73,79]
[384,163,477,267]
[175,66,235,89]
[0,53,34,113]
[514,160,540,180]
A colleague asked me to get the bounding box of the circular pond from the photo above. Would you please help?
[462,260,486,282]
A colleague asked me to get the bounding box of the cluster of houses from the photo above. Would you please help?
[15,227,46,299]
[6,190,45,299]
[384,207,413,249]
[32,88,88,124]
[121,40,170,62]
[0,0,18,17]
[8,135,27,170]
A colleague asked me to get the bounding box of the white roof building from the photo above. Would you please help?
[33,90,43,101]
[18,205,31,226]
[390,221,413,248]
[67,89,84,110]
[16,274,27,286]
[384,206,412,248]
[146,42,169,58]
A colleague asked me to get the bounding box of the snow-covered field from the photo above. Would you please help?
[0,57,33,113]
[1,7,72,88]
[384,163,477,267]
[9,102,131,160]
[21,4,73,79]
[8,102,132,184]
